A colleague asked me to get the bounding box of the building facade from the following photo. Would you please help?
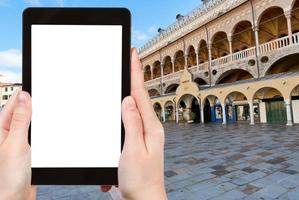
[140,0,299,125]
[0,83,22,108]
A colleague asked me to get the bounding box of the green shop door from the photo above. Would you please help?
[265,100,287,124]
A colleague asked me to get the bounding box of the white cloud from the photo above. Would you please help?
[132,25,157,47]
[0,70,21,83]
[0,49,22,69]
[25,0,42,6]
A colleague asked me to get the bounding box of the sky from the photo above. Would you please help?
[0,0,201,83]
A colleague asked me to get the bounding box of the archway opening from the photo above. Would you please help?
[203,95,222,123]
[144,65,151,82]
[198,40,209,63]
[164,101,175,122]
[216,69,254,84]
[258,7,288,44]
[178,94,200,123]
[265,53,299,75]
[225,92,252,123]
[187,45,197,67]
[253,87,286,124]
[194,77,208,86]
[154,103,163,121]
[165,84,179,94]
[153,61,161,79]
[232,21,254,52]
[174,50,185,72]
[148,89,160,97]
[291,84,299,124]
[211,31,230,60]
[163,56,173,76]
[292,0,299,33]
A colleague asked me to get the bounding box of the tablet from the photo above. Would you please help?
[22,8,131,185]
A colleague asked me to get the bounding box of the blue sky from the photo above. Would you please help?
[0,0,201,83]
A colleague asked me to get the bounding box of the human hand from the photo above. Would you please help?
[101,48,167,200]
[0,90,36,200]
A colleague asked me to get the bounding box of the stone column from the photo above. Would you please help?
[175,104,179,124]
[222,104,227,125]
[285,99,293,126]
[253,26,260,56]
[228,33,233,55]
[161,64,164,95]
[249,100,255,125]
[171,57,175,73]
[201,105,205,124]
[184,52,188,69]
[195,47,200,71]
[162,107,166,123]
[151,67,153,80]
[285,11,293,44]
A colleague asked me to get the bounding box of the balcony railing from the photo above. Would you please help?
[145,77,161,88]
[144,32,299,87]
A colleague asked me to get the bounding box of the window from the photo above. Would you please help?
[2,95,8,100]
[5,87,8,92]
[11,87,13,91]
[9,95,11,98]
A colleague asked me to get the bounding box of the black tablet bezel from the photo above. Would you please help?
[22,8,131,185]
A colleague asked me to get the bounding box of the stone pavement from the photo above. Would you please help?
[37,123,299,200]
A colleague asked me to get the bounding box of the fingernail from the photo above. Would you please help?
[18,92,29,106]
[125,97,136,110]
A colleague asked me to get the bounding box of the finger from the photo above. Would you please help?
[7,91,32,147]
[100,185,112,192]
[121,96,146,151]
[130,48,164,147]
[0,89,21,144]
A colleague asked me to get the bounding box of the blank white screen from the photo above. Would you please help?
[31,25,122,167]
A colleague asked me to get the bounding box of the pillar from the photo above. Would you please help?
[195,47,200,71]
[285,99,293,126]
[222,104,227,124]
[201,105,205,124]
[162,107,166,123]
[228,33,233,55]
[285,11,293,44]
[253,26,260,56]
[208,42,213,85]
[161,64,164,95]
[175,105,179,124]
[150,67,153,80]
[249,100,255,125]
[184,52,188,69]
[171,57,175,73]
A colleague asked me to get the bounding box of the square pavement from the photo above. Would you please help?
[37,123,299,200]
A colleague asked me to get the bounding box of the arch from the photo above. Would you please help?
[225,91,249,122]
[292,0,299,33]
[165,84,179,94]
[177,94,200,123]
[164,100,175,122]
[216,69,254,84]
[163,56,173,75]
[174,50,185,72]
[152,61,161,79]
[231,20,254,52]
[153,102,163,121]
[258,7,288,44]
[187,45,197,67]
[211,31,230,59]
[198,39,209,63]
[202,95,222,123]
[194,77,208,86]
[253,87,286,124]
[291,84,299,97]
[148,89,160,97]
[144,65,152,82]
[265,53,299,76]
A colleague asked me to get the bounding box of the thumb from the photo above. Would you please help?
[8,91,32,146]
[121,96,145,151]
